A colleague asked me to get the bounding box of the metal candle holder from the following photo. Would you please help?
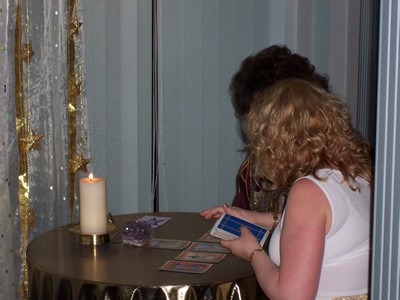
[69,222,117,245]
[79,232,110,245]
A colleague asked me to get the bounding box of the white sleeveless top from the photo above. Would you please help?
[269,169,371,299]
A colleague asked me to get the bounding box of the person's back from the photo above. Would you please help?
[201,79,373,299]
[269,169,370,299]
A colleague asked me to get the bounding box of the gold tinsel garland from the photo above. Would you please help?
[13,0,89,297]
[68,0,90,221]
[14,0,37,297]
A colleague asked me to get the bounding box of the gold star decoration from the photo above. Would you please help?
[70,152,91,174]
[20,129,44,152]
[69,18,83,38]
[68,103,76,113]
[69,80,82,98]
[22,42,34,64]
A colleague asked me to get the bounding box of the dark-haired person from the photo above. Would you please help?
[230,45,330,213]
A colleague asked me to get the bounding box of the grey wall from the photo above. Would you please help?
[82,0,361,214]
[82,0,153,213]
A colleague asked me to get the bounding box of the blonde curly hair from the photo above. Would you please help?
[244,79,373,193]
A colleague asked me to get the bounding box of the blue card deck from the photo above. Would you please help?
[210,213,269,246]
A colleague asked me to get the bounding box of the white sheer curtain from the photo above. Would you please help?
[0,0,87,298]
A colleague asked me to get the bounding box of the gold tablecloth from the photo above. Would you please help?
[27,212,262,300]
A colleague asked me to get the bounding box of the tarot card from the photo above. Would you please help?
[186,242,230,254]
[210,213,269,246]
[143,238,191,250]
[136,215,172,228]
[174,251,226,263]
[197,233,221,243]
[159,260,212,274]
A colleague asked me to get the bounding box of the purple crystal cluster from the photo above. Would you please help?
[122,221,152,246]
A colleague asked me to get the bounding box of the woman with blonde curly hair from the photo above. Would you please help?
[201,79,373,299]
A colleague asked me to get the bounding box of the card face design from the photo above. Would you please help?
[143,238,191,250]
[159,260,212,274]
[210,213,269,246]
[136,216,172,228]
[186,242,230,254]
[197,233,221,243]
[174,251,226,263]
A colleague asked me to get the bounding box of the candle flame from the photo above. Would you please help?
[89,173,93,182]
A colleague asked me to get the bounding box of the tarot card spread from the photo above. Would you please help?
[197,233,221,243]
[159,260,212,274]
[187,242,230,254]
[174,251,226,263]
[136,216,172,228]
[142,238,191,250]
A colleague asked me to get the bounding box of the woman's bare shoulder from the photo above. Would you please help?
[286,177,332,233]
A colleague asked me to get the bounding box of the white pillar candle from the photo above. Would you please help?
[79,174,108,235]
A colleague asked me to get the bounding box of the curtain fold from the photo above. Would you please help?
[1,1,20,298]
[157,0,361,212]
[0,0,88,298]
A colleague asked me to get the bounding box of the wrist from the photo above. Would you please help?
[249,248,265,265]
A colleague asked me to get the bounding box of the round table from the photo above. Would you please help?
[27,212,263,300]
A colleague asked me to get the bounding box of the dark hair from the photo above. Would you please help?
[230,45,330,119]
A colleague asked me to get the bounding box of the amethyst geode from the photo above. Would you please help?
[121,220,152,246]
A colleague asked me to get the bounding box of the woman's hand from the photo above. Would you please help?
[220,226,261,261]
[200,203,250,220]
[199,204,229,219]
